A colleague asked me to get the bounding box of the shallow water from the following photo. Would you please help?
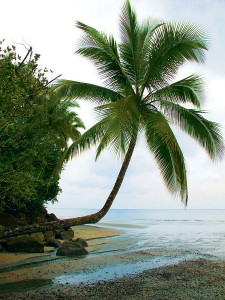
[55,209,225,259]
[53,252,200,285]
[5,209,224,289]
[36,209,225,287]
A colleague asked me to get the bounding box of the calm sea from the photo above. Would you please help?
[53,208,225,259]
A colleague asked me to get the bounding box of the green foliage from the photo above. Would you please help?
[55,0,224,205]
[0,41,84,214]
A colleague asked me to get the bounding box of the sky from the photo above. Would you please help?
[1,0,225,212]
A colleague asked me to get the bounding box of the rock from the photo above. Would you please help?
[55,230,73,241]
[75,238,88,247]
[56,244,88,257]
[63,241,83,248]
[7,236,44,253]
[46,213,58,222]
[10,234,29,239]
[0,214,18,228]
[42,207,48,215]
[45,239,62,248]
[30,232,45,243]
[43,230,55,239]
[67,229,74,238]
[32,214,47,224]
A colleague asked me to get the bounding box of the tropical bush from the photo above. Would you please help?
[0,41,84,215]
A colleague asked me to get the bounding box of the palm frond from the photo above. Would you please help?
[142,22,208,92]
[143,108,188,203]
[64,119,106,162]
[53,80,122,104]
[159,101,224,160]
[95,95,141,158]
[147,74,204,108]
[119,1,163,90]
[76,21,133,93]
[47,91,85,143]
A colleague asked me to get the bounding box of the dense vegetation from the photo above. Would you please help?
[0,41,84,216]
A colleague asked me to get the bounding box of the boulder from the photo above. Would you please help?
[30,232,45,243]
[43,230,55,239]
[46,213,58,222]
[63,241,83,248]
[55,230,74,241]
[56,244,88,257]
[0,214,18,228]
[67,229,75,238]
[45,239,62,248]
[7,236,44,253]
[75,238,88,247]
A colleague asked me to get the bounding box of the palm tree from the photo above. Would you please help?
[47,92,85,146]
[1,0,223,238]
[56,1,224,215]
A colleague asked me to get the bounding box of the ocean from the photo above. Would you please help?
[50,208,225,285]
[54,208,225,259]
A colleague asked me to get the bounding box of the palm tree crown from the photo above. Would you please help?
[47,92,85,146]
[55,0,224,206]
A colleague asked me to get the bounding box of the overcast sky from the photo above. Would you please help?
[2,0,225,213]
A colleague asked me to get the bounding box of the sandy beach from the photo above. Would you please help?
[1,225,225,299]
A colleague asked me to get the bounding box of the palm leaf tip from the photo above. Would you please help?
[159,101,224,161]
[209,123,225,161]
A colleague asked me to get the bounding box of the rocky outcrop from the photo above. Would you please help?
[0,209,58,228]
[46,213,58,222]
[0,211,89,256]
[0,227,76,253]
[7,236,44,253]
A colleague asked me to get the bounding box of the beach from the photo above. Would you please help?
[1,223,225,299]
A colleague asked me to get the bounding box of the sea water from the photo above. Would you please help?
[53,208,225,259]
[52,209,225,285]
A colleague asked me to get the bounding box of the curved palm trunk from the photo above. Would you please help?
[0,140,136,239]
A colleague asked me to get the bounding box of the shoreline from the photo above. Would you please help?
[1,224,225,299]
[1,258,225,299]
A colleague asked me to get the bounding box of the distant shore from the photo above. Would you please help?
[1,225,225,299]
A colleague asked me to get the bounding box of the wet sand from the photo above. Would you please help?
[0,225,122,269]
[1,225,225,299]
